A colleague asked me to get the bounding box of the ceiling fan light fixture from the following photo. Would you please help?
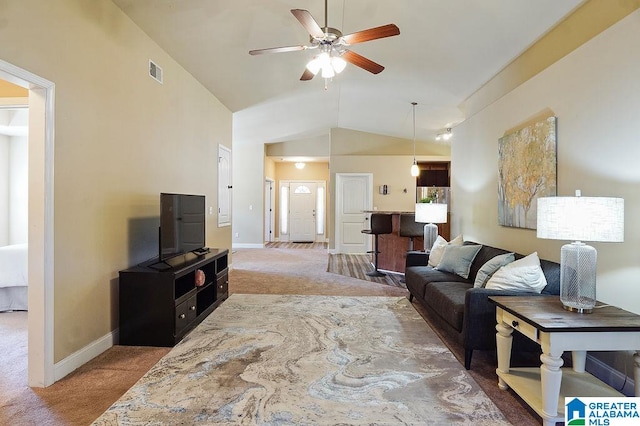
[321,64,335,78]
[249,3,399,86]
[331,56,346,73]
[306,57,321,75]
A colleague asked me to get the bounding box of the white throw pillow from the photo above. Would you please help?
[428,234,463,267]
[435,244,482,279]
[485,252,547,293]
[473,252,515,288]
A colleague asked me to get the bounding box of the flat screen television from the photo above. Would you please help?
[159,193,206,261]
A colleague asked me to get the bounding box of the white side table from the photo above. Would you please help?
[490,296,640,426]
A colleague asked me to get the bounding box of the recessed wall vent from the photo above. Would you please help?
[149,60,163,84]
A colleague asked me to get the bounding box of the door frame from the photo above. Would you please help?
[217,144,232,227]
[334,173,373,254]
[264,178,275,243]
[0,59,55,387]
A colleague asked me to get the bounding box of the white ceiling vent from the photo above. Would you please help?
[149,60,163,84]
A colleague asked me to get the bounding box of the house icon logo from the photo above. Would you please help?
[566,398,587,425]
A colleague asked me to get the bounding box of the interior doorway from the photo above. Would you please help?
[0,59,55,387]
[264,179,274,243]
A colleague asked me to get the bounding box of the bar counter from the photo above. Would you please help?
[363,210,450,273]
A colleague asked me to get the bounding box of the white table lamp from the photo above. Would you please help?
[537,190,624,313]
[415,203,448,251]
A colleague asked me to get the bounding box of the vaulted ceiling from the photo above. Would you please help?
[112,0,583,146]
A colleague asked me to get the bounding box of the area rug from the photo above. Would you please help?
[327,253,406,288]
[93,294,508,425]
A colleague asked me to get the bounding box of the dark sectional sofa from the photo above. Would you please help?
[405,242,561,370]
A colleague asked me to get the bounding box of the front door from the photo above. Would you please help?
[335,174,372,253]
[289,182,317,242]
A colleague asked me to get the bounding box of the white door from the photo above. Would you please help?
[289,182,316,242]
[218,144,232,227]
[264,179,274,242]
[335,174,372,253]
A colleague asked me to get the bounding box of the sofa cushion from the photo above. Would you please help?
[486,252,547,293]
[428,235,463,267]
[424,281,472,332]
[405,266,468,300]
[436,244,482,279]
[466,244,517,284]
[473,252,515,288]
[540,259,561,295]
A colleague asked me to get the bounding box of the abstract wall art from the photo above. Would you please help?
[498,116,557,229]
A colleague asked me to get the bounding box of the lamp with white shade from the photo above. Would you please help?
[536,190,624,313]
[415,202,448,251]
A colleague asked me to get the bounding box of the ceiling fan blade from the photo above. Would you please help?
[342,50,385,74]
[300,68,315,81]
[249,45,306,55]
[291,9,324,39]
[342,24,400,45]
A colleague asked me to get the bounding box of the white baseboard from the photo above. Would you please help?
[232,243,264,249]
[54,328,118,382]
[586,353,635,396]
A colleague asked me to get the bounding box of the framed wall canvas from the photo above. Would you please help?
[498,116,557,229]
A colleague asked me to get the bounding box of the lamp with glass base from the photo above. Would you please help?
[536,191,624,313]
[415,203,448,251]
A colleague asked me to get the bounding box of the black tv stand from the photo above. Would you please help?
[193,247,210,256]
[119,248,229,346]
[148,261,172,271]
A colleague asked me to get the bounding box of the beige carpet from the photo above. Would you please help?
[93,294,510,425]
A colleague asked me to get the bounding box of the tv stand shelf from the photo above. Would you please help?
[119,248,229,347]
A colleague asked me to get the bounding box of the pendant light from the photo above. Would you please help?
[410,102,420,177]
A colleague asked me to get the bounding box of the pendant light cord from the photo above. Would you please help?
[412,102,417,162]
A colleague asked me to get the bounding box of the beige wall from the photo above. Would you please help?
[0,79,27,97]
[264,156,276,181]
[266,134,330,158]
[331,127,450,156]
[0,0,232,362]
[453,10,640,315]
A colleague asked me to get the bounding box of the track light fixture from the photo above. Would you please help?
[436,128,453,141]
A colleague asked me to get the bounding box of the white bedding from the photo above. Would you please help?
[0,243,28,288]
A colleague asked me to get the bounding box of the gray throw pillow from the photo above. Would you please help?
[435,244,482,279]
[473,252,515,288]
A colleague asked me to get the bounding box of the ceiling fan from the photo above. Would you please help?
[249,0,400,81]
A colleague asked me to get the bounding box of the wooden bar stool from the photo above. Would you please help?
[361,213,393,277]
